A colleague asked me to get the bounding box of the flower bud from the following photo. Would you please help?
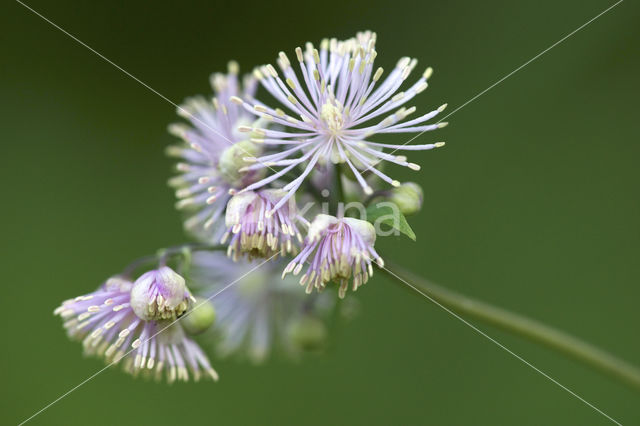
[130,266,194,321]
[388,182,423,215]
[218,140,262,186]
[287,316,328,352]
[182,298,216,335]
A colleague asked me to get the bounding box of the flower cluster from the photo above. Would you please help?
[55,30,445,382]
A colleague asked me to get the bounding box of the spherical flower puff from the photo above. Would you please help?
[231,31,446,215]
[283,214,384,298]
[221,189,303,261]
[167,61,264,242]
[54,269,218,383]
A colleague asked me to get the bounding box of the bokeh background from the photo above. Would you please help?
[2,0,639,424]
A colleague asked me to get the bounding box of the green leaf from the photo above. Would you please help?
[365,201,416,241]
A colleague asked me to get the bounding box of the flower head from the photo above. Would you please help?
[189,252,334,362]
[130,266,194,321]
[54,274,218,382]
[167,62,263,242]
[232,31,446,214]
[283,214,384,298]
[221,189,302,261]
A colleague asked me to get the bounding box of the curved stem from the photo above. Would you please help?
[381,260,640,391]
[121,243,224,278]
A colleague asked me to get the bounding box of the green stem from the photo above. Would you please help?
[329,163,346,216]
[382,260,640,390]
[122,244,224,277]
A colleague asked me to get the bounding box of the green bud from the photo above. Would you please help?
[388,182,423,215]
[218,140,262,186]
[287,316,328,352]
[182,298,216,335]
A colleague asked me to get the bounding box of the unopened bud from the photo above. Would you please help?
[130,266,192,321]
[218,140,262,186]
[182,298,216,335]
[388,182,423,215]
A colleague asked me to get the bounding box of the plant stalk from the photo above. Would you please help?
[381,260,640,390]
[121,244,224,277]
[330,163,346,217]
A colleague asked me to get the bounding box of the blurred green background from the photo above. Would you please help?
[2,0,639,424]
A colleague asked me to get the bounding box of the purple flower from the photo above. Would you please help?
[167,62,263,242]
[231,31,446,214]
[221,189,303,261]
[283,214,384,298]
[54,273,218,382]
[130,266,194,321]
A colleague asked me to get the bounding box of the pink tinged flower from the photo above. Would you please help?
[167,61,263,242]
[130,266,195,321]
[221,189,303,261]
[54,271,218,383]
[231,31,446,213]
[283,214,384,298]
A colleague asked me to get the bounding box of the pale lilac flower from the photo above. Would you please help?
[190,252,334,362]
[130,266,194,321]
[231,31,446,214]
[283,214,384,298]
[221,189,303,261]
[167,61,263,242]
[54,273,218,382]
